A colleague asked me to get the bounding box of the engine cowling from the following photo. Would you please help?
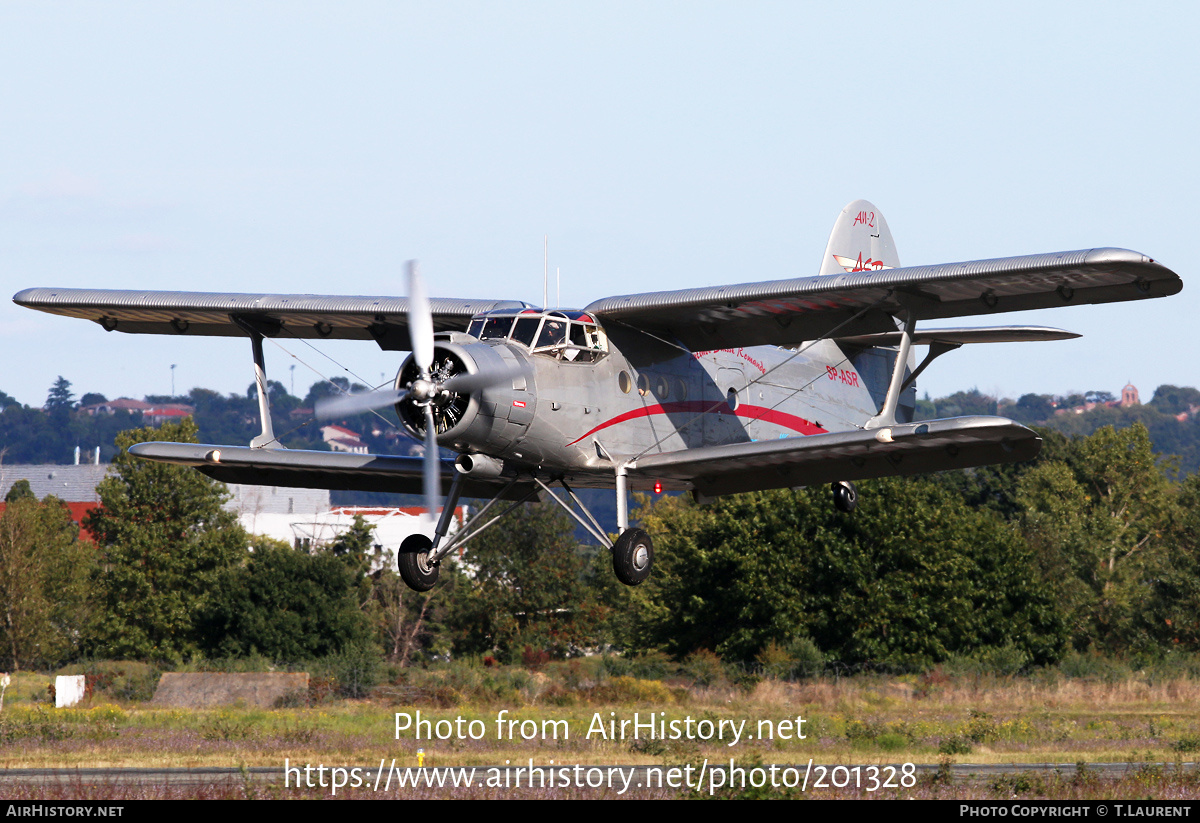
[394,339,537,455]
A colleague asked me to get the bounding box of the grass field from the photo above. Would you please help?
[2,661,1199,799]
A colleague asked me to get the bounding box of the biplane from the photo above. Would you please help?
[14,200,1182,591]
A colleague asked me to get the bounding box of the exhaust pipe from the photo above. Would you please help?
[455,453,506,479]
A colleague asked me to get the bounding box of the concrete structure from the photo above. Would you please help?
[151,672,309,708]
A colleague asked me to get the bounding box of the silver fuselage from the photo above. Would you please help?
[412,312,915,490]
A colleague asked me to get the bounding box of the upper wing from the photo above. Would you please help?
[128,441,537,500]
[585,248,1180,349]
[12,288,527,351]
[627,416,1040,501]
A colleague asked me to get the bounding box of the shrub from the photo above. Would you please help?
[683,650,727,687]
[939,736,973,755]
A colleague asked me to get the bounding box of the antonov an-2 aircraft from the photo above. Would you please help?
[14,201,1182,592]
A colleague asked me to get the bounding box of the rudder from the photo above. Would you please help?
[818,199,900,276]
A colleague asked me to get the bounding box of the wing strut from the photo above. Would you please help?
[864,314,916,430]
[900,341,962,394]
[427,477,541,563]
[231,316,283,450]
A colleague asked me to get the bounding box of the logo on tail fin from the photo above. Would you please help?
[832,252,892,273]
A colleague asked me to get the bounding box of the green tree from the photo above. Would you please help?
[1017,424,1175,653]
[0,495,95,670]
[1009,393,1056,424]
[78,393,108,408]
[327,515,380,604]
[635,478,1065,668]
[5,479,34,503]
[84,419,247,660]
[1146,472,1200,650]
[197,536,373,660]
[1149,384,1200,416]
[45,376,74,416]
[447,504,610,660]
[375,567,452,665]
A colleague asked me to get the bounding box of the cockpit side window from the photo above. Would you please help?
[467,318,485,338]
[536,318,567,348]
[569,323,588,347]
[511,317,541,346]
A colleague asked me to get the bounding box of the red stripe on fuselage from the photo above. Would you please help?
[565,400,826,446]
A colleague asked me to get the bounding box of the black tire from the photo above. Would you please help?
[832,481,858,513]
[612,528,653,586]
[397,534,440,592]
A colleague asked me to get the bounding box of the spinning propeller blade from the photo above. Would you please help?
[407,260,434,376]
[314,387,406,420]
[422,404,440,523]
[409,260,440,526]
[316,261,519,531]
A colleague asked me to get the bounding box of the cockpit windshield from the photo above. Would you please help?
[466,310,608,362]
[478,316,514,340]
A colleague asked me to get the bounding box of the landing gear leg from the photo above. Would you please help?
[831,480,858,513]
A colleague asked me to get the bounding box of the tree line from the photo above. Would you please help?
[0,375,407,466]
[2,416,1200,675]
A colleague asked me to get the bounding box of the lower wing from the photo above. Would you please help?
[627,416,1040,501]
[128,442,536,500]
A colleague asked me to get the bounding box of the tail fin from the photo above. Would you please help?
[818,200,900,276]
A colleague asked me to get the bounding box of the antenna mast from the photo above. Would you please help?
[543,236,548,309]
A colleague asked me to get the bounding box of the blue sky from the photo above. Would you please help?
[1,2,1195,408]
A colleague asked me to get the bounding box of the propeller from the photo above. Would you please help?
[408,259,440,526]
[312,260,520,531]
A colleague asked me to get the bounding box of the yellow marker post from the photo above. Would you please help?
[417,748,425,767]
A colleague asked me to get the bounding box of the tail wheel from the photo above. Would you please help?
[397,534,440,592]
[832,480,857,513]
[612,528,653,586]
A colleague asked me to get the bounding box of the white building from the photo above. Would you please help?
[228,484,462,555]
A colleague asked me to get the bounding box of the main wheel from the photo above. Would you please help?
[612,528,653,586]
[831,480,858,513]
[397,534,440,592]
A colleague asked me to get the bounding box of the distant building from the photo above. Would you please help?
[1055,385,1140,416]
[0,464,109,539]
[0,464,446,554]
[80,398,195,422]
[321,424,369,454]
[1120,383,1141,408]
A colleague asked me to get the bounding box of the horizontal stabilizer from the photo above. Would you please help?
[128,442,536,500]
[835,325,1080,347]
[629,416,1040,501]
